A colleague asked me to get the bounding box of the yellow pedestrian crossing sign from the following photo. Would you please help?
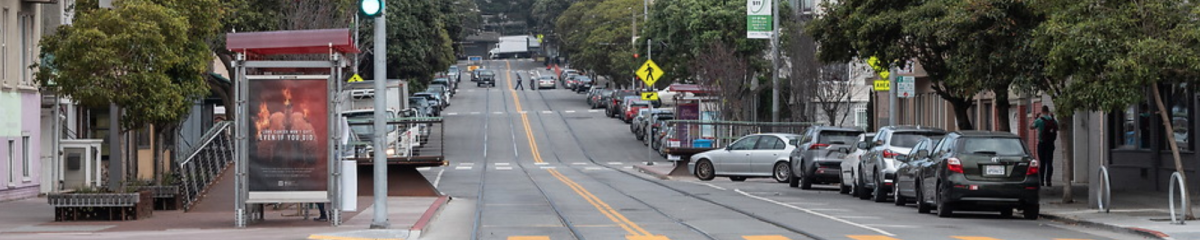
[641,92,659,101]
[636,60,664,87]
[348,73,364,83]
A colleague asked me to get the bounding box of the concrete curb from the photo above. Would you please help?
[408,195,451,240]
[633,165,672,180]
[1039,213,1171,240]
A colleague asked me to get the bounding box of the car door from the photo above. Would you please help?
[896,139,929,197]
[719,135,760,174]
[863,130,889,184]
[753,135,788,175]
[921,135,956,200]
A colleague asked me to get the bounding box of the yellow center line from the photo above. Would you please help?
[505,60,659,238]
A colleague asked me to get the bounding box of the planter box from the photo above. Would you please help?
[139,186,182,211]
[47,190,153,221]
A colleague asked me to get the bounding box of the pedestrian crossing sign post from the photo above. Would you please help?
[641,92,659,101]
[636,59,664,88]
[348,73,364,83]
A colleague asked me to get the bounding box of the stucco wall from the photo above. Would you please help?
[0,91,41,200]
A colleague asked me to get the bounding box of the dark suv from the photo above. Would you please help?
[857,126,947,202]
[476,70,496,87]
[911,131,1040,219]
[789,126,864,189]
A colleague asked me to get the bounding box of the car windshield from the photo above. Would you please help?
[818,131,862,145]
[958,137,1028,155]
[480,70,495,76]
[631,101,650,107]
[890,132,946,148]
[343,111,397,133]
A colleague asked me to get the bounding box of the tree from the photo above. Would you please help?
[692,41,752,121]
[37,0,220,181]
[531,0,573,34]
[1030,0,1200,215]
[639,0,774,85]
[554,0,640,87]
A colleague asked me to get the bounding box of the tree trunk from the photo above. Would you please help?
[213,52,236,120]
[950,99,975,130]
[995,89,1011,132]
[1059,113,1074,203]
[1151,84,1194,219]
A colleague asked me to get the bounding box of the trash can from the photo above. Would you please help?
[693,139,713,148]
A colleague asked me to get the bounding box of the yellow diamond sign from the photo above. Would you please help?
[641,92,659,101]
[636,60,664,87]
[348,73,364,83]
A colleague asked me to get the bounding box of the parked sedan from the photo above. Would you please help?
[858,126,947,202]
[789,126,864,189]
[893,136,941,205]
[537,76,556,89]
[690,133,801,182]
[841,133,875,196]
[913,131,1040,219]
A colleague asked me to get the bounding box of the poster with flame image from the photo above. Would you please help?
[248,79,328,191]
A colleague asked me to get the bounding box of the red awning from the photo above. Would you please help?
[226,29,359,55]
[666,84,714,94]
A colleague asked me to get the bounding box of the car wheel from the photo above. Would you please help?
[788,171,800,188]
[1000,208,1014,218]
[1023,204,1040,220]
[916,183,932,214]
[872,171,888,202]
[839,183,851,194]
[800,163,814,190]
[695,159,715,181]
[856,169,871,200]
[893,183,907,206]
[936,183,954,218]
[730,176,747,182]
[773,162,790,183]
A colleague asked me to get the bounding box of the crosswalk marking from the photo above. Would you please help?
[1053,239,1096,240]
[496,163,510,166]
[446,112,459,116]
[565,110,576,113]
[507,236,549,240]
[460,163,474,166]
[588,110,603,112]
[540,166,556,169]
[519,111,528,114]
[455,166,472,170]
[607,162,624,165]
[953,237,1003,240]
[496,167,513,170]
[584,167,607,171]
[470,112,481,115]
[742,236,790,240]
[534,162,549,165]
[625,236,670,240]
[494,112,504,114]
[416,167,431,171]
[572,162,589,165]
[542,111,553,114]
[847,236,900,240]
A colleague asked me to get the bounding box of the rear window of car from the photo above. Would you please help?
[957,137,1028,155]
[631,101,650,107]
[818,130,862,145]
[889,131,946,148]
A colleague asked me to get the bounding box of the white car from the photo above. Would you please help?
[840,133,875,196]
[689,133,801,182]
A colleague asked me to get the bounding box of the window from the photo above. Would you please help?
[854,108,868,129]
[1165,83,1192,151]
[21,136,28,178]
[7,140,13,184]
[2,8,8,82]
[19,13,33,86]
[730,136,759,150]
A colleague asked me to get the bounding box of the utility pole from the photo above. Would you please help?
[360,0,389,229]
[889,67,897,126]
[770,0,780,123]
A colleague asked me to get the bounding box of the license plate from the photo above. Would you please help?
[984,165,1005,176]
[667,154,681,161]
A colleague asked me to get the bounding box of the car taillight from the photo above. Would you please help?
[882,149,899,158]
[947,157,964,173]
[809,143,830,150]
[1026,159,1040,175]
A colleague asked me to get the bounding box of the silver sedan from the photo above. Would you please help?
[690,133,800,182]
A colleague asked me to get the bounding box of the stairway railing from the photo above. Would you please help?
[176,121,234,211]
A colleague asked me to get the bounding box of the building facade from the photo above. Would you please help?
[0,1,47,202]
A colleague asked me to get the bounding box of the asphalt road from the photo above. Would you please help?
[419,59,1139,240]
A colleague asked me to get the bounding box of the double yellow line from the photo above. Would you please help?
[504,61,666,240]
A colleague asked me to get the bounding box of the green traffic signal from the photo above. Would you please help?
[360,0,383,17]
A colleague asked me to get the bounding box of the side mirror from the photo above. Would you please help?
[915,149,930,159]
[896,154,910,162]
[856,141,869,150]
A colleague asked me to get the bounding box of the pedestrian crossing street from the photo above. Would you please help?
[419,162,635,171]
[441,109,604,116]
[498,236,1097,240]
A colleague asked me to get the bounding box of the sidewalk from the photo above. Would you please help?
[0,195,448,240]
[634,163,1200,240]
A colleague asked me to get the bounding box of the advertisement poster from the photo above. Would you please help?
[248,79,329,192]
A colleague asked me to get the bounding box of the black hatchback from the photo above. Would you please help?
[911,131,1040,219]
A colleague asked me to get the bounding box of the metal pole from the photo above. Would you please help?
[108,103,121,190]
[370,10,390,229]
[889,67,897,126]
[770,0,780,123]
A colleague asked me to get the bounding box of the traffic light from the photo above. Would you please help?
[360,0,383,17]
[634,53,639,59]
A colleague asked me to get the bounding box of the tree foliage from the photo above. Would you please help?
[554,0,640,87]
[639,0,774,84]
[37,0,219,131]
[531,0,574,34]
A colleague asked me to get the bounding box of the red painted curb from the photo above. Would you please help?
[1128,227,1171,238]
[410,195,450,231]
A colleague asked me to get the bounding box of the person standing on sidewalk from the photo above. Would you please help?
[1030,106,1058,187]
[514,72,525,90]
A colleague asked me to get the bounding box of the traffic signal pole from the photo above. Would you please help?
[368,1,389,229]
[770,0,780,124]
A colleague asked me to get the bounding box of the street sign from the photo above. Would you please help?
[873,80,890,91]
[746,0,773,39]
[867,56,890,81]
[348,73,364,83]
[636,60,664,87]
[897,76,915,98]
[641,92,659,101]
[537,34,544,43]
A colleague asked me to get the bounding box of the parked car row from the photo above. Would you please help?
[688,124,1043,220]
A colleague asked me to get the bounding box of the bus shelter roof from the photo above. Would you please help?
[226,29,359,55]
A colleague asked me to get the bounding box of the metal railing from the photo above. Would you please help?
[176,121,234,211]
[662,120,815,150]
[1169,171,1188,225]
[1098,166,1111,213]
